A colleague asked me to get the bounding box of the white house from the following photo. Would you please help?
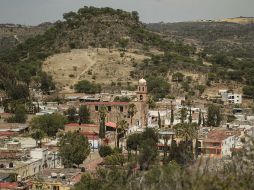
[219,90,242,104]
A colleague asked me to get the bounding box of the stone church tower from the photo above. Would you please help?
[136,78,149,128]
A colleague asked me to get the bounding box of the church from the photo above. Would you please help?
[81,78,149,129]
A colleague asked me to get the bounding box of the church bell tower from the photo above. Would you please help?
[136,78,148,128]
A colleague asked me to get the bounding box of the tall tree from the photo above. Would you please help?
[79,105,90,124]
[158,111,162,128]
[31,129,45,148]
[207,104,221,127]
[99,106,107,139]
[188,106,192,123]
[180,108,188,123]
[59,132,90,168]
[139,128,158,170]
[198,109,202,126]
[173,123,198,142]
[67,106,77,123]
[170,103,174,125]
[128,103,137,126]
[126,133,141,156]
[13,104,27,123]
[116,120,129,148]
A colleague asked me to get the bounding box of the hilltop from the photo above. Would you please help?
[219,17,254,24]
[0,6,195,96]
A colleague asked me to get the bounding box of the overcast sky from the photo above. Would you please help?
[0,0,253,25]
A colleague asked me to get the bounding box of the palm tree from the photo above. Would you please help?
[128,103,137,126]
[173,123,198,142]
[173,123,198,159]
[116,120,129,148]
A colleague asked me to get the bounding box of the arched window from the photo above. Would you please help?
[139,87,141,91]
[142,87,145,91]
[140,95,143,101]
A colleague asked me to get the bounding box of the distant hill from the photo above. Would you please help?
[219,17,254,24]
[0,23,52,52]
[147,21,254,58]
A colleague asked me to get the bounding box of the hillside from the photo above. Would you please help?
[43,48,148,92]
[1,7,254,101]
[0,23,52,52]
[147,21,254,58]
[0,6,196,97]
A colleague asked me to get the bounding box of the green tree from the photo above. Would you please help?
[59,132,90,168]
[99,106,107,139]
[126,133,141,155]
[29,113,66,137]
[180,107,188,123]
[198,109,202,126]
[188,106,192,123]
[173,123,198,142]
[243,85,254,97]
[172,72,184,82]
[74,80,101,94]
[67,106,77,123]
[116,120,129,148]
[207,104,221,127]
[139,128,158,170]
[79,105,90,124]
[7,104,27,123]
[40,72,55,94]
[147,76,170,100]
[104,154,125,166]
[8,84,29,100]
[99,145,113,158]
[14,104,27,123]
[158,112,162,128]
[170,104,174,125]
[128,103,137,126]
[31,129,45,148]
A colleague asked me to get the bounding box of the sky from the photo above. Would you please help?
[0,0,253,25]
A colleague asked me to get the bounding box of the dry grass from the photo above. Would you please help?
[43,48,148,92]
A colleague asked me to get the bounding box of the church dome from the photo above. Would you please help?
[139,78,147,85]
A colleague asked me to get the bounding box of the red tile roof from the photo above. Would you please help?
[105,122,117,128]
[204,130,235,142]
[0,182,17,189]
[0,131,17,136]
[83,102,129,106]
[65,123,98,128]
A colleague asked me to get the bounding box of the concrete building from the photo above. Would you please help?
[0,148,60,180]
[201,129,238,158]
[219,90,242,104]
[31,168,82,190]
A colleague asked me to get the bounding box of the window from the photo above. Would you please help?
[140,95,143,101]
[95,106,98,111]
[108,106,111,112]
[120,106,123,112]
[53,186,60,190]
[142,87,144,91]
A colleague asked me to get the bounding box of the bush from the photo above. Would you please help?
[243,85,254,97]
[74,80,101,94]
[104,154,125,166]
[99,146,113,158]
